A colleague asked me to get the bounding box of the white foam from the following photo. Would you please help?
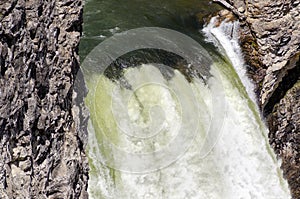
[202,17,257,103]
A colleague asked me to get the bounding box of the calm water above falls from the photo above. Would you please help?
[80,1,290,198]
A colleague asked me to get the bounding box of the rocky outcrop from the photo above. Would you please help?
[214,0,300,198]
[0,0,88,198]
[269,80,300,197]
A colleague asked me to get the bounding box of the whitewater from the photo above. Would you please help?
[85,18,290,199]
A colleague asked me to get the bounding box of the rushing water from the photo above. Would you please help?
[80,1,290,198]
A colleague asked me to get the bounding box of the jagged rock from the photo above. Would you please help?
[0,0,88,198]
[268,80,300,198]
[214,0,300,198]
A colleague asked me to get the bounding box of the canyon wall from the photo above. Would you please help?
[0,0,88,198]
[1,0,299,198]
[214,0,300,198]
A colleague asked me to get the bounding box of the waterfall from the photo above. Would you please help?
[86,18,291,199]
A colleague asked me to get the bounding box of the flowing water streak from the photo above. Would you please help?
[203,17,256,103]
[86,20,291,199]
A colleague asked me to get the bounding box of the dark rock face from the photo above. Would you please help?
[0,0,88,198]
[269,81,300,197]
[214,0,300,198]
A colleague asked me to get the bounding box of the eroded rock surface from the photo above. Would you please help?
[214,0,300,198]
[269,80,300,197]
[0,0,88,198]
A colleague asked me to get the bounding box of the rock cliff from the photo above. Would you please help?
[0,0,88,198]
[214,0,300,198]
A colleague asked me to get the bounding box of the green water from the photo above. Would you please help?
[80,0,221,60]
